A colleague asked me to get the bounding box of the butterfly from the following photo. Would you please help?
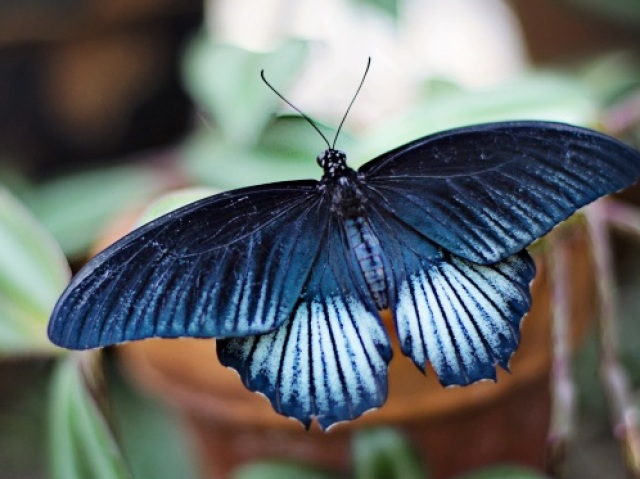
[48,65,640,430]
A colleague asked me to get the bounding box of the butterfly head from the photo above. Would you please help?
[317,149,349,178]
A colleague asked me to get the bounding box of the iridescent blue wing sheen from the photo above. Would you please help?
[363,200,535,386]
[48,182,325,349]
[217,215,392,430]
[360,121,640,264]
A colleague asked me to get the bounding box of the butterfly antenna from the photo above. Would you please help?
[332,57,371,149]
[261,70,331,150]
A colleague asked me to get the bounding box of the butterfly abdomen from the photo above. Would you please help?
[344,215,389,310]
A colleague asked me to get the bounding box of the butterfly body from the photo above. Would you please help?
[343,215,389,310]
[48,120,640,430]
[318,148,390,309]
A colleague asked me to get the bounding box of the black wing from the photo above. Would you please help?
[48,182,326,349]
[360,121,640,264]
[218,215,392,430]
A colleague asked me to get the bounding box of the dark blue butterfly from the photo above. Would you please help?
[48,117,640,430]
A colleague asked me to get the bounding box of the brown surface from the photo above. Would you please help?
[0,0,200,177]
[510,0,640,64]
[117,220,596,479]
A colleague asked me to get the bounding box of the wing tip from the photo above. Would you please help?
[47,315,86,350]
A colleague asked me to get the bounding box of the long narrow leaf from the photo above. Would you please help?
[23,164,162,259]
[0,186,70,353]
[49,354,132,479]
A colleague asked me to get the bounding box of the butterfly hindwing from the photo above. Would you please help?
[394,251,535,385]
[364,202,535,386]
[218,216,392,430]
[48,182,325,349]
[361,121,640,264]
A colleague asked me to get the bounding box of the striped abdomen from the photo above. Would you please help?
[344,216,388,310]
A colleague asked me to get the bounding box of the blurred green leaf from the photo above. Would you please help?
[259,115,343,159]
[23,165,162,259]
[182,130,319,189]
[182,36,307,146]
[0,163,32,196]
[352,73,597,166]
[581,53,640,104]
[353,428,426,479]
[0,186,70,353]
[353,0,399,17]
[135,187,218,226]
[232,462,338,479]
[182,113,354,188]
[455,466,549,479]
[49,354,132,479]
[106,356,200,479]
[419,78,465,98]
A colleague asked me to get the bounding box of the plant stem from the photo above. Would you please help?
[546,229,575,477]
[586,201,640,478]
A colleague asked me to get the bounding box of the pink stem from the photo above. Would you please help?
[547,230,575,475]
[586,201,640,477]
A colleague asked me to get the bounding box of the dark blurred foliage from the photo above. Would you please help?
[0,358,53,479]
[0,0,201,178]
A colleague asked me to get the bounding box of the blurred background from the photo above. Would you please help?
[1,0,640,478]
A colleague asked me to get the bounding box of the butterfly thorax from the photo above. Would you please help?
[317,149,362,216]
[317,149,389,310]
[317,148,350,181]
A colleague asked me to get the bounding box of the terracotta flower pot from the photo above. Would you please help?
[104,215,595,479]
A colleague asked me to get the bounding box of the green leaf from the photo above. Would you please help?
[232,462,338,479]
[353,0,399,17]
[352,73,597,167]
[580,53,640,104]
[0,186,70,353]
[353,428,426,479]
[23,165,162,259]
[182,130,320,189]
[455,465,549,479]
[106,357,200,479]
[49,354,132,479]
[182,36,307,146]
[182,111,354,189]
[259,114,354,159]
[135,187,218,226]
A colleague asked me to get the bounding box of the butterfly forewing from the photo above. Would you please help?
[360,121,640,264]
[218,216,392,430]
[48,182,325,349]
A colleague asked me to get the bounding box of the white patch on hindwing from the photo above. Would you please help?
[395,253,527,382]
[244,293,389,419]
